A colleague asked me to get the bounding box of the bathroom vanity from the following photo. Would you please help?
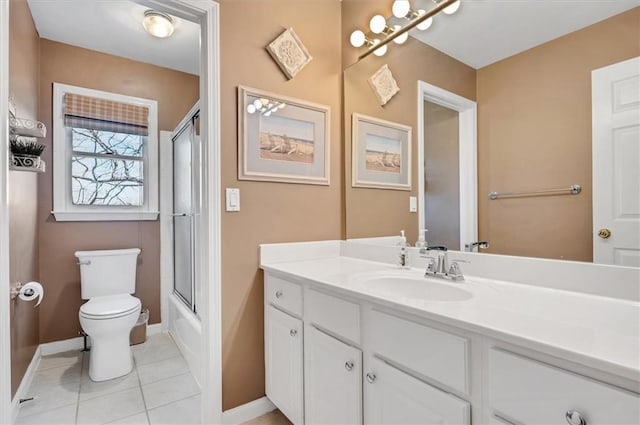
[260,241,640,425]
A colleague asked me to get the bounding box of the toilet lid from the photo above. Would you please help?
[80,294,141,319]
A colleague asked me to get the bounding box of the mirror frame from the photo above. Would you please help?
[417,80,478,250]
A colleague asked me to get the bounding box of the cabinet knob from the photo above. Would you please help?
[565,410,586,425]
[366,372,376,383]
[275,290,283,299]
[289,329,297,337]
[344,361,354,372]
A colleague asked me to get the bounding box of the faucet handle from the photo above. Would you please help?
[447,262,465,282]
[424,257,437,275]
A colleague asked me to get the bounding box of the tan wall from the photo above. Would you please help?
[343,0,476,244]
[477,8,640,262]
[37,40,199,343]
[219,0,343,410]
[9,0,40,397]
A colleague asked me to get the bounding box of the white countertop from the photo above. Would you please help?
[262,256,640,383]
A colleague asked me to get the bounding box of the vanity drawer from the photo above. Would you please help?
[370,310,470,394]
[265,274,302,317]
[489,348,640,425]
[305,288,361,344]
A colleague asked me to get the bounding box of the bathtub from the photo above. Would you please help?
[168,293,201,386]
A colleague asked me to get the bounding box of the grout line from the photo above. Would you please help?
[74,351,84,425]
[145,392,201,416]
[133,356,152,425]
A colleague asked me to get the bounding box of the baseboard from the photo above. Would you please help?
[147,323,162,336]
[40,336,85,356]
[221,396,276,425]
[11,346,42,424]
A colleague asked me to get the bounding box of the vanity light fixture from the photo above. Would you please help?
[142,10,174,39]
[351,0,460,60]
[247,97,286,116]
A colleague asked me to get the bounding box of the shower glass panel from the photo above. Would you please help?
[172,123,194,310]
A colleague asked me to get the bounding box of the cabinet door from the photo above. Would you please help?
[266,306,303,425]
[305,325,363,425]
[364,357,470,425]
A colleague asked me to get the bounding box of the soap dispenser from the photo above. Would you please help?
[397,230,410,268]
[415,229,429,254]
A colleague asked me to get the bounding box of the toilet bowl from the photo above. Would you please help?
[79,294,141,381]
[75,248,141,382]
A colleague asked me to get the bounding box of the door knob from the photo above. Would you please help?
[565,410,586,425]
[597,228,611,239]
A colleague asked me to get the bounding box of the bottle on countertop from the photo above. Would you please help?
[415,229,429,253]
[397,230,410,268]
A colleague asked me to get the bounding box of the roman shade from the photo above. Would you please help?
[64,93,149,136]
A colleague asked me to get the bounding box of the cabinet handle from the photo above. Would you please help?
[275,290,283,299]
[289,329,297,337]
[344,361,354,372]
[565,410,586,425]
[366,372,376,383]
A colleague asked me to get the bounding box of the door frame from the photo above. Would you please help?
[0,1,12,422]
[416,80,478,250]
[0,1,222,423]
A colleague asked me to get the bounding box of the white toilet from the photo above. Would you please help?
[75,248,142,382]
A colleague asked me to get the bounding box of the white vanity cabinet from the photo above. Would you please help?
[264,276,304,425]
[364,357,470,424]
[304,325,363,425]
[488,349,640,425]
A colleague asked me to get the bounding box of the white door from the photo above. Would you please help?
[304,325,362,425]
[592,56,640,266]
[265,306,303,425]
[364,357,470,425]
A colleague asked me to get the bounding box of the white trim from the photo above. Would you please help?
[11,346,41,424]
[417,80,478,250]
[51,211,159,221]
[52,83,159,220]
[0,1,12,422]
[159,130,173,333]
[40,336,85,356]
[221,396,277,425]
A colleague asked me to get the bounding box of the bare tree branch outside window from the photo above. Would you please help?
[71,128,145,206]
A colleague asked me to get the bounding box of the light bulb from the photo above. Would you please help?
[392,0,411,18]
[393,25,408,44]
[142,10,174,38]
[252,99,262,109]
[350,30,366,48]
[278,102,286,109]
[416,10,433,31]
[443,0,460,15]
[247,104,256,114]
[372,39,387,57]
[369,15,387,34]
[264,110,271,117]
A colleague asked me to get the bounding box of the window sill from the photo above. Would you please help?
[51,211,159,222]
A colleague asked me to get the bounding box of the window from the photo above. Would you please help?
[52,83,158,221]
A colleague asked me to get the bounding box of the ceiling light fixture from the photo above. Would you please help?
[142,10,174,39]
[350,0,461,60]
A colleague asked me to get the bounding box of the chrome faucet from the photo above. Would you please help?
[422,246,466,282]
[465,241,489,252]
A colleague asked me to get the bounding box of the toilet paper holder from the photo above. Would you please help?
[10,281,26,300]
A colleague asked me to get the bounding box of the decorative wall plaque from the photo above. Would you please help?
[266,28,312,80]
[368,64,400,106]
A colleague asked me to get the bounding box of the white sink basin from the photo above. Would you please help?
[353,273,473,302]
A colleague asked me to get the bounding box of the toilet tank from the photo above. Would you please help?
[75,248,141,299]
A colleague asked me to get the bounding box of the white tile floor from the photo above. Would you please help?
[16,333,201,425]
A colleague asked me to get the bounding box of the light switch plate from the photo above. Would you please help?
[226,188,240,212]
[409,196,417,213]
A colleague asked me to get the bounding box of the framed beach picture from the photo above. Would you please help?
[352,113,411,190]
[238,86,330,185]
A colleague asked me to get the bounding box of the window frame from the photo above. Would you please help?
[52,83,159,221]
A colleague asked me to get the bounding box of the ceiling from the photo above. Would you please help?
[27,0,200,75]
[26,1,639,74]
[404,0,640,69]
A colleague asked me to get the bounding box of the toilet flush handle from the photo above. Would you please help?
[76,259,91,266]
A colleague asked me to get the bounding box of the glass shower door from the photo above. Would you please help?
[172,124,194,309]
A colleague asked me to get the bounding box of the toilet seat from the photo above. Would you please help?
[80,294,141,320]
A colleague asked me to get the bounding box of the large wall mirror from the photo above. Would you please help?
[343,0,640,266]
